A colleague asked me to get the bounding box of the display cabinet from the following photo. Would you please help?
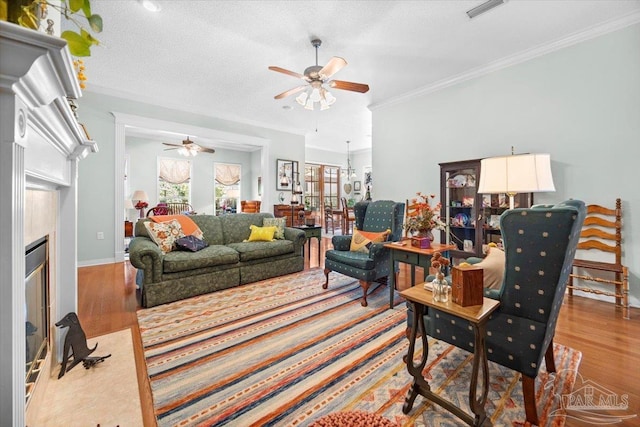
[440,159,532,259]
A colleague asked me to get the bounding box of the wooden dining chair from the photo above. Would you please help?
[341,197,355,235]
[324,205,338,234]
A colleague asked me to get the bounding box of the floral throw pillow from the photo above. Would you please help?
[263,217,286,239]
[349,228,391,254]
[144,219,185,253]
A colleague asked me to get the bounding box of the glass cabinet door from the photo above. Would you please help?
[441,161,480,259]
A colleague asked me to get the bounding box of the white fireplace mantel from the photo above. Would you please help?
[0,21,98,426]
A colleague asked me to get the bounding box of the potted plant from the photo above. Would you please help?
[1,0,103,57]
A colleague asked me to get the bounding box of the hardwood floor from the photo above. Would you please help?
[77,236,639,426]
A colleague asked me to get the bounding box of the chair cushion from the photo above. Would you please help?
[162,244,239,273]
[263,217,286,239]
[144,219,185,253]
[246,224,277,242]
[349,228,390,254]
[326,249,375,270]
[227,240,294,262]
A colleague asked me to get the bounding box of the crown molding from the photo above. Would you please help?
[86,84,308,137]
[370,11,640,111]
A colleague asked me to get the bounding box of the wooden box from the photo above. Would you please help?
[451,266,484,307]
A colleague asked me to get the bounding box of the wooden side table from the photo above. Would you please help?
[294,225,322,265]
[384,240,457,309]
[401,285,499,426]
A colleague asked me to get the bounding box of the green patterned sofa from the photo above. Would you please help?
[129,213,305,307]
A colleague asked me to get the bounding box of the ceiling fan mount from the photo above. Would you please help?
[268,37,369,109]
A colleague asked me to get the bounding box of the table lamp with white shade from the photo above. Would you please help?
[478,153,556,210]
[132,190,149,218]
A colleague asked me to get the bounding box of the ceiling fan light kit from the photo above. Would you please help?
[269,38,369,111]
[466,0,507,19]
[163,137,215,157]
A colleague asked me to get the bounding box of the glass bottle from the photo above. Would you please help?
[432,271,449,303]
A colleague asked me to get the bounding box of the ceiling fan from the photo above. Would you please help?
[162,137,215,156]
[269,39,370,110]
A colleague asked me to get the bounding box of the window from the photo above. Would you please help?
[214,163,241,215]
[304,164,321,210]
[323,166,340,210]
[158,158,191,203]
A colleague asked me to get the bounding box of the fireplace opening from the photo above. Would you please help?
[25,236,49,403]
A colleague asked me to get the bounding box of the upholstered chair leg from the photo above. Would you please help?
[545,339,556,373]
[359,280,371,306]
[522,375,539,426]
[323,268,331,289]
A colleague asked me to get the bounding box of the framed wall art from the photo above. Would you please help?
[276,159,297,191]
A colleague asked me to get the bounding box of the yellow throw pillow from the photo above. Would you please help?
[246,224,277,242]
[350,228,391,254]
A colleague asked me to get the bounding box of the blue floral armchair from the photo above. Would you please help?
[323,200,405,306]
[415,199,585,425]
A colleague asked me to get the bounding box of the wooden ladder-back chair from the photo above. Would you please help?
[567,198,629,319]
[324,205,338,234]
[341,197,355,235]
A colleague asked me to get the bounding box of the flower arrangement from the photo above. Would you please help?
[403,192,446,236]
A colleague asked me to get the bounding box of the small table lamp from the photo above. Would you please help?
[132,190,149,218]
[478,153,555,209]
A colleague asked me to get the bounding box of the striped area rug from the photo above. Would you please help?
[137,268,581,427]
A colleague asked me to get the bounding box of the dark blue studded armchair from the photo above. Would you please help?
[418,200,585,425]
[323,200,405,307]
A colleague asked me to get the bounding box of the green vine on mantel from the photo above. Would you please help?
[1,0,103,57]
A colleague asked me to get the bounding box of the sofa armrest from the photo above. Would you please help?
[331,235,352,251]
[283,227,306,255]
[128,237,164,284]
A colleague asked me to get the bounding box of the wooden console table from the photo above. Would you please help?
[401,285,500,426]
[274,204,304,227]
[384,240,457,309]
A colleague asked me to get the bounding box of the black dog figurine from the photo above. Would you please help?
[55,312,110,379]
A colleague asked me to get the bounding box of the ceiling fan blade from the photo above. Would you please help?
[163,142,182,147]
[198,147,216,154]
[274,85,307,100]
[319,57,347,80]
[329,79,370,93]
[268,66,305,80]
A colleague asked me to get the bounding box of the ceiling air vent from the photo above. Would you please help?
[467,0,507,19]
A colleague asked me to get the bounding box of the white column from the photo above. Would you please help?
[0,92,27,427]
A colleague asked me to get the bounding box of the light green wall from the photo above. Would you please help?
[76,92,304,264]
[372,23,640,305]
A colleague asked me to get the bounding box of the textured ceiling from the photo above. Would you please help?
[76,0,640,154]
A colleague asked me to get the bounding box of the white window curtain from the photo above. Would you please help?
[159,158,191,184]
[215,163,241,186]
